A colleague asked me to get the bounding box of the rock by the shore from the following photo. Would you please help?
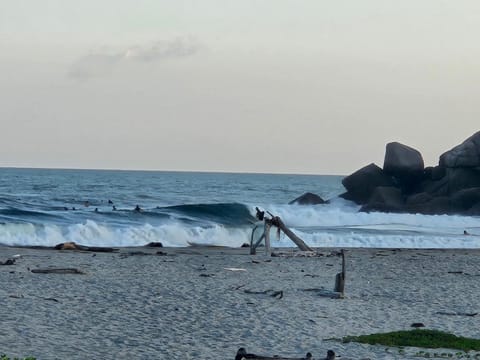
[360,186,404,213]
[384,142,424,181]
[439,131,480,168]
[289,192,326,205]
[340,131,480,215]
[341,163,395,204]
[383,142,424,194]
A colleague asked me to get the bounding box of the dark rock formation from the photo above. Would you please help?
[289,192,326,205]
[384,142,424,191]
[144,242,163,248]
[341,163,394,204]
[360,186,404,213]
[340,132,480,215]
[423,166,446,181]
[440,131,480,168]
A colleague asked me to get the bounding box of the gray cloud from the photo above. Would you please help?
[69,36,203,79]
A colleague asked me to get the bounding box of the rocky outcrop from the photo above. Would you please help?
[340,131,480,215]
[360,186,404,213]
[439,131,480,168]
[383,142,424,193]
[384,142,424,178]
[289,192,326,205]
[340,163,395,204]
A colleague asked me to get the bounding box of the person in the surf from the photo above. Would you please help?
[255,207,265,221]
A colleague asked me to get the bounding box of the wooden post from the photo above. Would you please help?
[250,225,259,255]
[250,209,313,254]
[334,250,346,297]
[264,222,271,256]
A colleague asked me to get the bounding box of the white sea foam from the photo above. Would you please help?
[1,202,479,248]
[0,221,251,248]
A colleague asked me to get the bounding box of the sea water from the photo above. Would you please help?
[0,167,478,248]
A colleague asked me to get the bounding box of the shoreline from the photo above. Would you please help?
[1,247,480,359]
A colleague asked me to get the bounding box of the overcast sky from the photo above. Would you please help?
[1,0,479,174]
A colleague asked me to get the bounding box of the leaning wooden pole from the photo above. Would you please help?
[274,217,313,252]
[252,208,313,253]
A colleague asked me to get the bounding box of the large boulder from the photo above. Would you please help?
[384,142,424,179]
[439,131,480,168]
[360,186,404,213]
[417,196,452,215]
[420,167,480,196]
[423,166,446,181]
[341,163,395,204]
[289,192,326,205]
[445,168,480,194]
[405,192,434,212]
[450,187,480,212]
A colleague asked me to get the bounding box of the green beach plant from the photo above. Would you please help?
[0,355,36,360]
[343,329,480,351]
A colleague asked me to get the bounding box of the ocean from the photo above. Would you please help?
[0,167,478,249]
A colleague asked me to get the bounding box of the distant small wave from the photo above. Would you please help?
[0,207,60,219]
[159,203,256,226]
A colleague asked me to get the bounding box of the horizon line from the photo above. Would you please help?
[0,165,346,177]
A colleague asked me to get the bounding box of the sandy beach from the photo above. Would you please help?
[1,246,480,359]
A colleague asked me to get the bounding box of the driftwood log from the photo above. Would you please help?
[31,268,85,274]
[235,347,314,360]
[0,259,15,266]
[54,242,118,252]
[250,210,312,255]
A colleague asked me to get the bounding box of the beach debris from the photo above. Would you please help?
[54,242,118,252]
[0,259,15,266]
[231,284,246,290]
[298,251,346,299]
[235,347,321,360]
[271,251,319,258]
[199,273,215,277]
[411,323,425,328]
[250,209,312,255]
[42,297,60,303]
[224,267,247,272]
[435,311,478,317]
[119,251,151,258]
[9,294,24,299]
[31,268,85,274]
[244,289,283,299]
[301,288,343,299]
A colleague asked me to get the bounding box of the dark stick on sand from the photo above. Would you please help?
[235,347,318,360]
[31,268,85,274]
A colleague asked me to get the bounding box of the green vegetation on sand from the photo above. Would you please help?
[343,329,480,351]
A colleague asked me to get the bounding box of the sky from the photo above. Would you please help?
[1,0,479,175]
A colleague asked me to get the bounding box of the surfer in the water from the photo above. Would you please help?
[255,207,265,221]
[134,205,142,212]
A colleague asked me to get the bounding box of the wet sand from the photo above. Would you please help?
[1,246,480,359]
